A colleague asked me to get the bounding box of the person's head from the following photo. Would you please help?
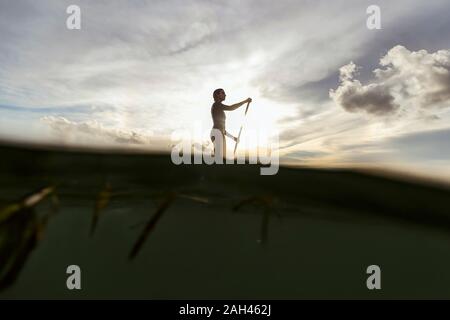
[213,88,226,102]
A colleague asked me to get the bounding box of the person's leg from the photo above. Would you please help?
[210,128,224,162]
[222,133,226,160]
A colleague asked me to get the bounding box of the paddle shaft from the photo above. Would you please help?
[234,101,251,155]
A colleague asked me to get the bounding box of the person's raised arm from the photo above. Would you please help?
[222,98,252,111]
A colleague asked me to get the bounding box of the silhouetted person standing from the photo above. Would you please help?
[210,88,252,159]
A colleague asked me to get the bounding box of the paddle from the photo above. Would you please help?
[233,101,251,156]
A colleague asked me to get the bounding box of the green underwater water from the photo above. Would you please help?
[0,144,450,299]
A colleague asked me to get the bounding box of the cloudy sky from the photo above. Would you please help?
[0,0,449,179]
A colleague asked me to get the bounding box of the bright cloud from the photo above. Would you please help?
[40,115,169,150]
[330,46,450,116]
